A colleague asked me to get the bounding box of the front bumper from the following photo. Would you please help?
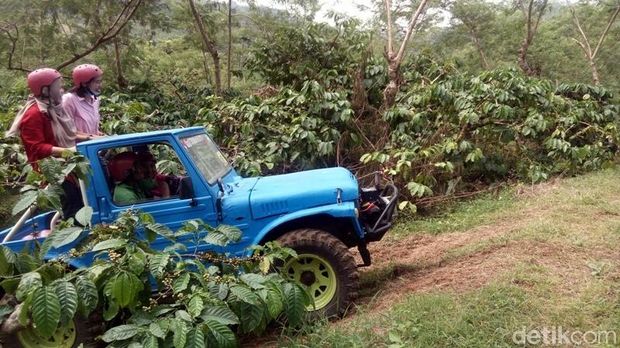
[359,183,399,242]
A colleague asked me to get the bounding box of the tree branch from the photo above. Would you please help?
[55,0,142,70]
[592,4,620,59]
[394,0,430,63]
[188,0,222,95]
[531,0,548,38]
[384,0,394,55]
[381,0,430,109]
[0,23,30,72]
[571,8,593,56]
[570,37,589,55]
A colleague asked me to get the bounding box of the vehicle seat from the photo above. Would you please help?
[21,229,52,240]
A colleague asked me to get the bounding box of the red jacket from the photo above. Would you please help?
[19,104,57,167]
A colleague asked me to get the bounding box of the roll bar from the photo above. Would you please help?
[1,179,90,243]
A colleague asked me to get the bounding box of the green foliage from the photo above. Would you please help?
[11,154,91,216]
[52,280,78,325]
[365,60,619,209]
[203,80,355,175]
[245,18,372,90]
[75,276,99,317]
[31,286,62,338]
[0,142,26,193]
[0,208,311,346]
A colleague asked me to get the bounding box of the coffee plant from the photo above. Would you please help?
[0,20,618,212]
[360,59,619,210]
[0,210,310,347]
[0,156,311,347]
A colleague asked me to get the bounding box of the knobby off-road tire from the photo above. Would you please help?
[0,280,104,348]
[1,313,104,348]
[277,228,359,318]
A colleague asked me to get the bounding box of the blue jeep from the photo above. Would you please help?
[0,127,397,318]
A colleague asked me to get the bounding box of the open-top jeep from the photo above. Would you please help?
[1,127,397,325]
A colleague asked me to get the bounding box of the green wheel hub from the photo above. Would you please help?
[283,253,337,310]
[18,320,77,348]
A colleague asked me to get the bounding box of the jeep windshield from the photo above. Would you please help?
[180,133,231,185]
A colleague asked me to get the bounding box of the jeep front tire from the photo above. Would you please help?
[277,228,359,318]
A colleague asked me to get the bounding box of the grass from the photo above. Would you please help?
[282,280,538,347]
[289,266,620,347]
[281,166,620,347]
[390,188,518,237]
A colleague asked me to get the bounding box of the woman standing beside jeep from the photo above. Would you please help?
[5,68,90,219]
[62,64,105,136]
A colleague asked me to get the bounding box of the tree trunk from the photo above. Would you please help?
[517,38,533,75]
[188,0,222,95]
[113,38,128,89]
[383,59,401,110]
[589,57,600,85]
[227,0,232,90]
[516,0,547,76]
[471,33,489,69]
[201,49,212,84]
[381,0,429,110]
[571,5,619,86]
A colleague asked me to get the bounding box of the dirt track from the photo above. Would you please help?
[348,189,620,318]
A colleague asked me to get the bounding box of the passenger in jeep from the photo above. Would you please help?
[109,152,147,205]
[135,152,171,199]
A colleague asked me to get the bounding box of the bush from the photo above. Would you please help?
[0,155,310,346]
[363,62,619,210]
[0,209,310,347]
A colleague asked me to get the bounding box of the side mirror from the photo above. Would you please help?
[179,176,195,200]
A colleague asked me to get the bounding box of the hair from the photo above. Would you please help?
[39,86,50,98]
[70,85,90,98]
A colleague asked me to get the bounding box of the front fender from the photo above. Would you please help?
[250,201,364,247]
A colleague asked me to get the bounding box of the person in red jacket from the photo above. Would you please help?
[6,68,92,219]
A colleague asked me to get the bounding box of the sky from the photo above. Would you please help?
[253,0,377,23]
[315,0,376,23]
[250,0,456,27]
[244,0,581,25]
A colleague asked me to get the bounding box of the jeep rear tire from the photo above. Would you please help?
[277,229,359,318]
[1,314,104,348]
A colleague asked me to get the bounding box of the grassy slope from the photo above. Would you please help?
[279,167,620,347]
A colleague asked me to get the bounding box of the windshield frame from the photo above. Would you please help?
[179,133,232,185]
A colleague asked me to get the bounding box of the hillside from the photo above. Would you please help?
[270,166,620,347]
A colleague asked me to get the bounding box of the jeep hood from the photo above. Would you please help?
[249,167,359,219]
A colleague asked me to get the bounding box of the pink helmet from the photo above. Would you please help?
[72,64,103,87]
[108,152,137,182]
[27,68,62,96]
